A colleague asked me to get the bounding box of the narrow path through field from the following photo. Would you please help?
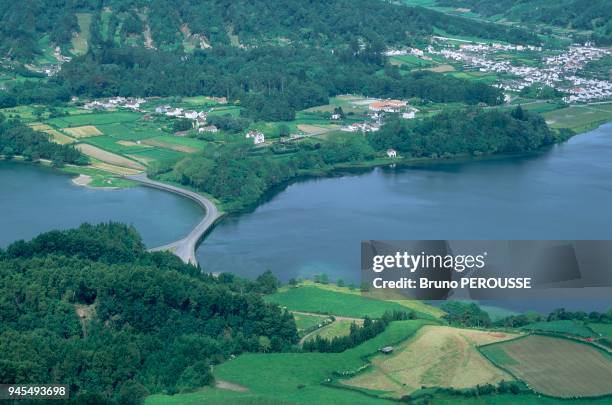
[215,380,249,392]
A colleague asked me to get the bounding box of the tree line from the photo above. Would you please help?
[302,311,416,353]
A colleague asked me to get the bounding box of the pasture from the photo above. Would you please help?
[71,13,92,55]
[481,335,612,398]
[305,319,362,342]
[521,320,595,338]
[589,323,612,339]
[47,112,141,128]
[276,280,445,319]
[265,286,416,318]
[142,135,204,153]
[542,103,612,133]
[148,320,432,405]
[390,54,434,68]
[293,313,331,334]
[342,325,516,397]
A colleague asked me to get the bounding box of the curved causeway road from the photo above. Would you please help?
[125,173,222,266]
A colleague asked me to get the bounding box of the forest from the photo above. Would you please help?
[437,0,611,45]
[0,0,538,60]
[52,46,504,121]
[0,223,298,404]
[366,106,561,157]
[0,113,87,165]
[160,106,560,211]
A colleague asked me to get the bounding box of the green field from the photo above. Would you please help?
[128,148,186,163]
[147,135,207,151]
[542,104,612,133]
[47,112,141,128]
[147,320,432,405]
[390,54,434,68]
[589,323,612,338]
[450,71,499,84]
[83,136,152,155]
[293,313,331,333]
[207,105,242,117]
[266,286,420,318]
[71,13,92,55]
[305,319,359,342]
[521,320,595,338]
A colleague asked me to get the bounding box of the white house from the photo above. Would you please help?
[246,130,265,144]
[331,113,342,120]
[155,105,170,114]
[402,111,415,119]
[387,149,397,158]
[166,108,183,117]
[184,110,199,120]
[198,125,219,133]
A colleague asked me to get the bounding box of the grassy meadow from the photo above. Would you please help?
[148,320,433,405]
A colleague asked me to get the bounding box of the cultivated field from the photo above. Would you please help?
[29,124,75,144]
[481,335,612,398]
[64,125,103,138]
[142,136,203,153]
[343,325,516,397]
[75,143,145,170]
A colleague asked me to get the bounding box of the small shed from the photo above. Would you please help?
[379,346,394,354]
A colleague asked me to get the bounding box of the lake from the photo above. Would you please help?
[198,122,612,288]
[1,123,611,301]
[0,162,202,248]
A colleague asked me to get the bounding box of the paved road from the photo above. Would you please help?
[125,173,222,266]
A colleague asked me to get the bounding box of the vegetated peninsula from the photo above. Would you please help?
[158,106,562,211]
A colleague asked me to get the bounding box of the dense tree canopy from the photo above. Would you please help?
[437,0,611,45]
[366,106,558,158]
[0,223,298,403]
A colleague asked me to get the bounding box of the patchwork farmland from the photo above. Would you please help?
[481,335,612,398]
[342,325,517,398]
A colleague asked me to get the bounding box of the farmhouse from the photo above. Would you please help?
[166,108,183,117]
[331,113,342,120]
[402,108,419,119]
[369,99,407,113]
[184,110,199,120]
[341,122,380,132]
[198,125,219,133]
[386,149,397,158]
[246,130,265,144]
[155,105,170,114]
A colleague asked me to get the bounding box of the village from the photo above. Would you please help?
[77,93,423,151]
[428,40,612,103]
